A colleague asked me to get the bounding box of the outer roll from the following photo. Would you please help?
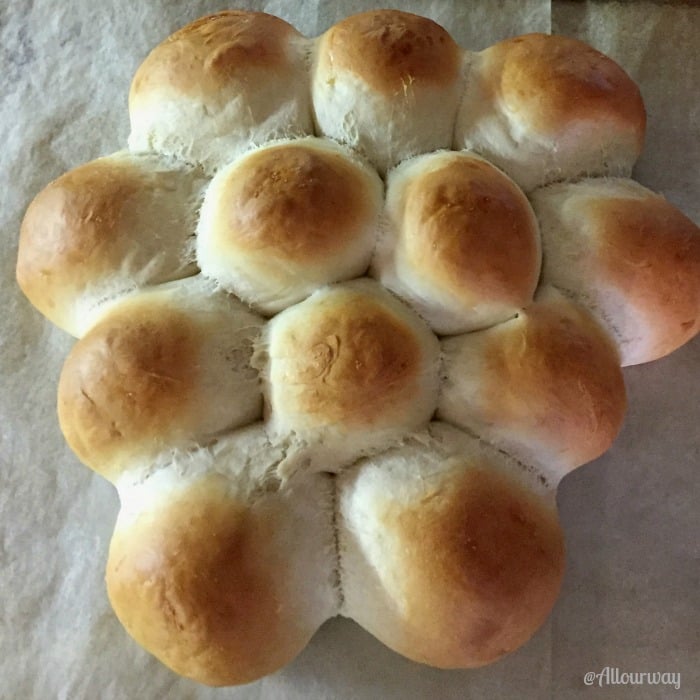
[312,9,464,174]
[438,287,626,478]
[107,427,338,686]
[128,11,313,171]
[16,152,205,337]
[338,423,564,669]
[57,278,263,480]
[531,178,700,366]
[455,33,646,191]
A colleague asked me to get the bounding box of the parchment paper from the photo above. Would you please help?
[1,2,697,699]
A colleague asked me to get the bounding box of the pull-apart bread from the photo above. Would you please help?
[16,8,700,687]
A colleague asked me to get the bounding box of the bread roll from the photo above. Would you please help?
[16,151,205,337]
[128,11,313,172]
[531,178,700,365]
[107,425,338,686]
[312,9,464,174]
[438,287,626,478]
[373,150,540,334]
[196,137,383,315]
[338,422,564,668]
[57,278,263,480]
[454,34,646,192]
[259,279,441,476]
[15,7,700,688]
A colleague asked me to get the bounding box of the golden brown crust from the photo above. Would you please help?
[489,33,645,142]
[400,155,539,307]
[591,196,700,358]
[270,291,424,426]
[16,154,199,335]
[318,9,461,95]
[17,160,141,323]
[107,475,309,686]
[380,464,564,667]
[217,143,374,263]
[533,181,700,364]
[57,302,198,476]
[130,11,301,103]
[18,11,680,684]
[479,296,625,464]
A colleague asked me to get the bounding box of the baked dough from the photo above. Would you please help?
[15,8,700,688]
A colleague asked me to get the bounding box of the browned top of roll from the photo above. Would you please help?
[17,159,141,320]
[107,474,302,686]
[18,158,138,270]
[218,143,374,263]
[380,463,564,667]
[57,302,199,475]
[16,153,200,336]
[317,9,461,94]
[481,295,626,458]
[591,195,700,347]
[487,33,645,141]
[130,11,302,102]
[273,295,423,426]
[400,154,539,306]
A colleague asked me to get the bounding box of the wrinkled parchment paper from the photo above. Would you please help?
[1,1,698,698]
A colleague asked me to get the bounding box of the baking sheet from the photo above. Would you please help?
[1,1,698,698]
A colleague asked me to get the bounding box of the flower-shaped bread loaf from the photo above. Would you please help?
[16,9,700,688]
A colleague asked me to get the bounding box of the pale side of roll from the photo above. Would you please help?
[311,9,466,175]
[196,137,383,315]
[16,151,206,337]
[438,286,627,480]
[57,277,263,481]
[128,11,314,173]
[338,422,564,669]
[530,178,700,366]
[107,425,338,687]
[258,279,441,477]
[373,150,541,334]
[454,33,646,192]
